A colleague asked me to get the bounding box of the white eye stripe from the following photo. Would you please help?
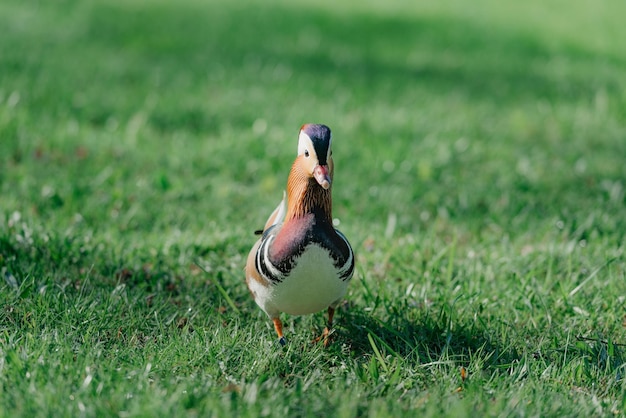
[298,131,314,156]
[298,130,333,161]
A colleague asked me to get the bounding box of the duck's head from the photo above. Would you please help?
[296,123,333,190]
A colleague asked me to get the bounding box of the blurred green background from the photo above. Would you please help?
[3,0,624,237]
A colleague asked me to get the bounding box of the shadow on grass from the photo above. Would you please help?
[334,302,626,388]
[336,302,520,371]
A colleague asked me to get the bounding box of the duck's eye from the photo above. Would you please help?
[304,150,310,157]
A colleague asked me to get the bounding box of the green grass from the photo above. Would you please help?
[1,0,626,416]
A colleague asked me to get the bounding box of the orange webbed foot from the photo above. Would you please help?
[312,306,336,347]
[273,317,287,346]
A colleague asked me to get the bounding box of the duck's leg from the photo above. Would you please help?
[273,317,287,346]
[313,306,335,347]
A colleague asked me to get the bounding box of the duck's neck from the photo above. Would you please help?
[285,163,332,224]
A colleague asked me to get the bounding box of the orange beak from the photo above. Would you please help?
[313,165,331,190]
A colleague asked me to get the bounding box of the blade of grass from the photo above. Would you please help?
[194,262,240,314]
[368,332,390,374]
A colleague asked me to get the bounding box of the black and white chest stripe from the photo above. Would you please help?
[255,227,354,285]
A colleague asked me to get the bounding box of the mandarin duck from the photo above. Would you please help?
[245,124,355,346]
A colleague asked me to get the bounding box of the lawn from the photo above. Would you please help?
[1,0,625,416]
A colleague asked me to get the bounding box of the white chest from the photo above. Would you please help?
[251,244,350,316]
